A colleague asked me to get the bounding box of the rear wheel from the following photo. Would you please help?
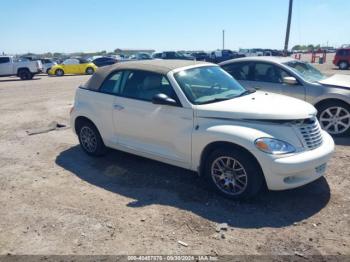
[204,147,264,199]
[86,67,94,75]
[77,120,107,156]
[338,61,349,70]
[55,69,64,76]
[317,101,350,136]
[18,69,32,80]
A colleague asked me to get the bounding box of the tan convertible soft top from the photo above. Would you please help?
[84,59,212,90]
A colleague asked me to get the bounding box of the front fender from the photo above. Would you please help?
[192,123,270,171]
[49,65,63,75]
[312,92,350,107]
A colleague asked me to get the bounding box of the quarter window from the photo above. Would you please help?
[99,71,123,94]
[121,71,178,102]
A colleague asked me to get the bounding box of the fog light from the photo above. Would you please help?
[284,176,296,183]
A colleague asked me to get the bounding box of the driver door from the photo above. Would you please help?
[112,70,193,167]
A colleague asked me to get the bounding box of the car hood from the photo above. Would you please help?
[318,74,350,89]
[195,91,317,120]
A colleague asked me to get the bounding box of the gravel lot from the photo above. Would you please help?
[0,61,349,256]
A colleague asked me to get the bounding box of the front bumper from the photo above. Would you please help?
[258,131,334,190]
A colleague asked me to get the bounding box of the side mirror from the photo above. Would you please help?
[152,93,178,106]
[283,76,298,85]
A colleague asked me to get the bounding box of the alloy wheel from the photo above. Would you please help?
[339,62,348,70]
[211,156,248,196]
[86,68,94,74]
[80,126,97,153]
[319,106,350,135]
[56,69,63,76]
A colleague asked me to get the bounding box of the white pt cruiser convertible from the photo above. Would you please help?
[70,60,334,199]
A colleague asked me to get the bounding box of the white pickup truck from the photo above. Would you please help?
[0,56,43,80]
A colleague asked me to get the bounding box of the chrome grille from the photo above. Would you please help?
[297,118,323,150]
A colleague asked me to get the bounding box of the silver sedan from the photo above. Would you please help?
[220,57,350,136]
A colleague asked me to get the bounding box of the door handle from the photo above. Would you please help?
[113,104,124,110]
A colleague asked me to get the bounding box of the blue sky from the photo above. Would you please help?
[1,0,349,54]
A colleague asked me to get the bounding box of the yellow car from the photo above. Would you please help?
[49,58,97,76]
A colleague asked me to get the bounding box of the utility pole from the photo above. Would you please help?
[222,30,225,50]
[284,0,293,56]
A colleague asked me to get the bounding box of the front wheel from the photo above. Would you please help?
[86,67,94,75]
[77,121,107,156]
[204,148,264,199]
[55,69,64,76]
[18,69,32,80]
[317,101,350,136]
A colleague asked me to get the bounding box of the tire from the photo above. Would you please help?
[55,69,64,76]
[18,69,32,80]
[203,147,264,199]
[85,67,94,75]
[77,120,107,156]
[317,101,350,137]
[338,61,349,70]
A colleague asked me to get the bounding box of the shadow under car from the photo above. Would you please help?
[56,145,331,229]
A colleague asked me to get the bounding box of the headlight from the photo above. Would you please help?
[255,138,295,155]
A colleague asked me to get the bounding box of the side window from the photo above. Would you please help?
[99,71,123,94]
[222,63,251,80]
[63,59,78,65]
[120,71,178,102]
[275,67,292,83]
[0,57,10,64]
[253,63,290,83]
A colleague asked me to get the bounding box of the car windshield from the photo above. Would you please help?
[174,66,250,105]
[284,61,327,82]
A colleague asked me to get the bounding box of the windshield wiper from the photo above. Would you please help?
[237,89,256,97]
[198,97,232,105]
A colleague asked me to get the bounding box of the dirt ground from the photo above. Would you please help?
[0,62,349,257]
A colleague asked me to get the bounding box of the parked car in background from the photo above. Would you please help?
[191,52,209,61]
[70,60,334,199]
[92,57,117,67]
[40,58,57,73]
[49,58,97,76]
[0,56,42,80]
[129,52,152,60]
[152,51,194,60]
[209,50,245,63]
[220,57,350,136]
[333,48,350,70]
[152,52,162,59]
[240,49,264,57]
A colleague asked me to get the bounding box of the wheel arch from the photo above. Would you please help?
[16,67,30,75]
[314,98,350,112]
[74,116,99,135]
[337,60,349,66]
[199,141,264,181]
